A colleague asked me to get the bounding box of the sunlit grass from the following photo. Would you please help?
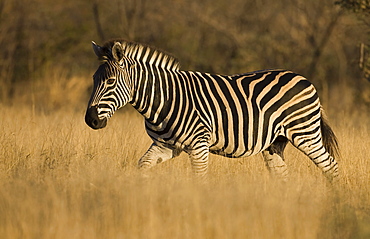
[0,105,369,239]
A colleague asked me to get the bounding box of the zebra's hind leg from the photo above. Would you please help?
[262,136,289,181]
[138,142,181,170]
[288,120,339,182]
[291,138,339,182]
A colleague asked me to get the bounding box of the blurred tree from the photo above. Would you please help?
[93,0,105,41]
[0,0,25,98]
[0,0,368,111]
[336,0,370,109]
[0,0,95,101]
[337,0,370,80]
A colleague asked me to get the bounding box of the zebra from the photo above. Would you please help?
[85,39,339,181]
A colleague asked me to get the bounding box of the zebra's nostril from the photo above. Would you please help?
[92,119,99,127]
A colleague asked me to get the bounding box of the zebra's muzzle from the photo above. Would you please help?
[85,106,107,129]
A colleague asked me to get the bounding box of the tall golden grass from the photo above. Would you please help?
[0,76,369,238]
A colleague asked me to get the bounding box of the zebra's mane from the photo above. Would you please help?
[102,39,181,71]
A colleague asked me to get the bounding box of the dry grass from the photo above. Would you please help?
[0,103,369,239]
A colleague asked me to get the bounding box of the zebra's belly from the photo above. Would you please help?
[208,129,282,158]
[209,146,257,158]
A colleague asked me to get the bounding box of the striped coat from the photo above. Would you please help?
[85,39,339,181]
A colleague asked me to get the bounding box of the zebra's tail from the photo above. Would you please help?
[320,108,340,159]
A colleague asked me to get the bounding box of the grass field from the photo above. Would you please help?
[0,104,369,239]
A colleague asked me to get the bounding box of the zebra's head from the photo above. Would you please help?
[85,41,133,129]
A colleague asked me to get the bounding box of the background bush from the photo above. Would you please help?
[0,0,369,113]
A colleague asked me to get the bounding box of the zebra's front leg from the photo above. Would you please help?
[185,142,210,177]
[138,142,181,170]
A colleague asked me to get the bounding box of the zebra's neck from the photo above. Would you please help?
[109,39,185,125]
[130,65,182,125]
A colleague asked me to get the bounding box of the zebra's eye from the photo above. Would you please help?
[107,78,115,84]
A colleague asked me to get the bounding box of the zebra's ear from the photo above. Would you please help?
[112,42,125,63]
[92,41,105,59]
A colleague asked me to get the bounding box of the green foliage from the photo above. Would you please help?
[336,0,370,14]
